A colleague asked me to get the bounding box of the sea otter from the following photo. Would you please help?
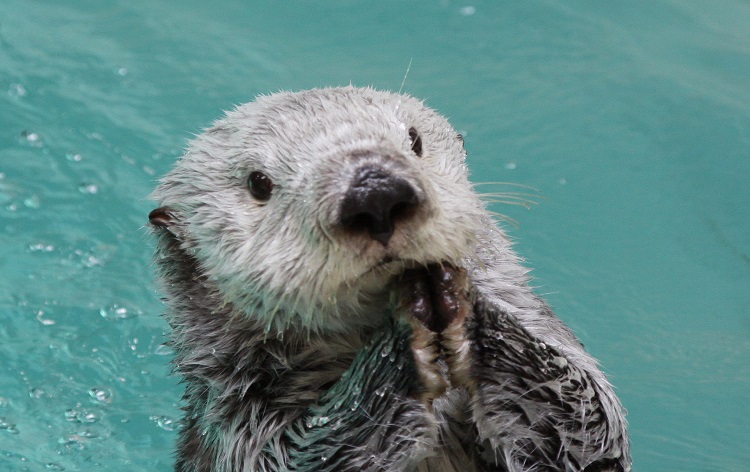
[149,86,630,472]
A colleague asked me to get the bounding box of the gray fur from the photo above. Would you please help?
[150,86,631,471]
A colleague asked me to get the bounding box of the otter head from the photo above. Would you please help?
[150,86,486,333]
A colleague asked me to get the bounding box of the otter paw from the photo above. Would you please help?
[397,263,473,406]
[398,263,470,333]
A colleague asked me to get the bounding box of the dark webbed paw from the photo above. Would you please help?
[399,263,471,333]
[397,263,474,404]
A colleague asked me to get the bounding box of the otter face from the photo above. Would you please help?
[151,86,486,333]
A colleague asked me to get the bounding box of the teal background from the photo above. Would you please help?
[1,1,749,470]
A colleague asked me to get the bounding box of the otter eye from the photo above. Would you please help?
[248,171,274,201]
[408,127,423,157]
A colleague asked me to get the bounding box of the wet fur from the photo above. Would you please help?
[150,86,631,471]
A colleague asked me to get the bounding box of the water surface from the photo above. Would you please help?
[1,1,748,470]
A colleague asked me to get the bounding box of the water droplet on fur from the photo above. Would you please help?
[350,400,359,411]
[388,352,397,362]
[375,386,388,397]
[321,455,328,462]
[551,356,568,369]
[380,343,393,357]
[317,416,329,426]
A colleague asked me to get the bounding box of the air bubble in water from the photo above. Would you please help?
[0,417,19,434]
[78,183,99,194]
[29,243,55,252]
[8,83,27,97]
[36,309,55,326]
[89,387,113,404]
[58,435,86,450]
[24,131,39,141]
[24,194,41,208]
[99,304,135,320]
[150,415,179,431]
[459,6,476,16]
[65,408,99,424]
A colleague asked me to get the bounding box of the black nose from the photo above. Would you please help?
[339,166,419,246]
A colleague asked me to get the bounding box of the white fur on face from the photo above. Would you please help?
[152,86,487,333]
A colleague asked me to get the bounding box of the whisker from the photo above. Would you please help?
[472,181,540,192]
[484,210,521,229]
[479,192,541,199]
[482,198,536,209]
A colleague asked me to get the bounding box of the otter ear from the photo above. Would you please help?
[151,205,189,236]
[149,206,176,227]
[149,206,184,239]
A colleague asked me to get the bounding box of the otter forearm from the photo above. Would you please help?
[468,295,630,471]
[285,320,435,472]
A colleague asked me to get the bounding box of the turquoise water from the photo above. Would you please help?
[1,1,748,470]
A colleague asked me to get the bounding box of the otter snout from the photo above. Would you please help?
[339,165,420,246]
